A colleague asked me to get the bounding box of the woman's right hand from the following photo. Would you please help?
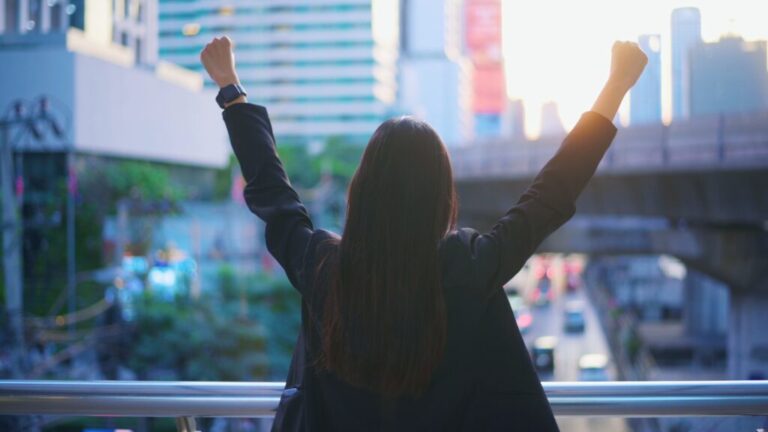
[200,36,240,89]
[607,41,648,93]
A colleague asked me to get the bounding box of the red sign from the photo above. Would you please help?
[466,0,502,62]
[466,0,506,114]
[473,64,506,113]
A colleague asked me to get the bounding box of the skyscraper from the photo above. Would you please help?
[502,98,525,140]
[464,0,506,139]
[399,0,464,145]
[630,34,662,125]
[158,0,399,144]
[671,7,701,121]
[540,101,565,137]
[689,36,768,117]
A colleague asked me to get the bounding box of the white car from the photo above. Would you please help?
[578,353,609,381]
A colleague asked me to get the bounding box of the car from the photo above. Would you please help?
[506,288,533,334]
[515,305,533,334]
[563,302,586,333]
[532,276,554,306]
[565,273,581,294]
[531,336,557,373]
[578,354,609,381]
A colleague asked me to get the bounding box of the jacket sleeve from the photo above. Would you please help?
[468,111,617,291]
[222,103,314,293]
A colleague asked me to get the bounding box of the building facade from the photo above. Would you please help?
[539,101,564,137]
[630,34,662,126]
[158,0,399,145]
[398,0,466,145]
[670,7,701,121]
[0,0,228,312]
[689,36,768,117]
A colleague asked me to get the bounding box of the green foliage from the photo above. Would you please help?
[212,154,239,200]
[102,160,185,203]
[278,136,364,189]
[126,266,301,381]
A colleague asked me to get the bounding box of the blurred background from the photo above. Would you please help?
[0,0,766,431]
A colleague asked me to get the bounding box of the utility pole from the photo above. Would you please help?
[1,104,26,378]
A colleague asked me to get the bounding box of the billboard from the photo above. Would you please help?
[466,0,506,115]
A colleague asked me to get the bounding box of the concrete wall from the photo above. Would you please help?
[0,39,228,168]
[729,293,768,379]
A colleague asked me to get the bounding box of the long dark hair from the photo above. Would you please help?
[320,117,458,397]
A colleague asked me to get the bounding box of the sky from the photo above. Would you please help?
[501,0,768,137]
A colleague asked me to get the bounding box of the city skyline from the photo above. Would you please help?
[502,0,768,137]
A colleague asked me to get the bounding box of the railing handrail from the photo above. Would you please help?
[1,380,767,418]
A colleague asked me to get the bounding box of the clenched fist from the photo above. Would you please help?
[200,36,239,88]
[608,41,648,92]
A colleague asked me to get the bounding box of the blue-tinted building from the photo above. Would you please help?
[539,101,564,137]
[158,0,399,144]
[671,7,701,121]
[689,36,768,117]
[398,0,466,146]
[630,34,662,125]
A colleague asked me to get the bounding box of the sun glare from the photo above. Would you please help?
[502,0,768,138]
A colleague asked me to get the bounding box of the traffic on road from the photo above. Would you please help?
[507,255,630,432]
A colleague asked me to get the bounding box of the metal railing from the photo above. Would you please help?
[1,380,767,430]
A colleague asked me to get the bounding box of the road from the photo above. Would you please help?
[512,255,630,432]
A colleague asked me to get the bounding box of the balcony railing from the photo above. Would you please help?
[1,380,767,431]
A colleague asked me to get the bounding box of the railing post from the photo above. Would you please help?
[175,416,197,432]
[661,123,669,165]
[717,113,726,162]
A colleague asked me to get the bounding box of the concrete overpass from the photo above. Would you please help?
[450,112,768,379]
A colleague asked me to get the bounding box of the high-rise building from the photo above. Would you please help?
[539,101,564,137]
[0,0,220,165]
[464,0,506,139]
[671,7,701,121]
[630,34,662,125]
[502,98,525,140]
[689,36,768,117]
[0,0,158,65]
[398,0,465,145]
[158,0,399,144]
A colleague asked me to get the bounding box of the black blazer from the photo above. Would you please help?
[223,103,617,431]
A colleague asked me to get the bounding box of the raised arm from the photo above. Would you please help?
[201,37,314,291]
[470,41,648,289]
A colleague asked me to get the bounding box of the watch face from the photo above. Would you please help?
[217,84,246,108]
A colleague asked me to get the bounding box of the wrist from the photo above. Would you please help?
[605,77,632,95]
[215,75,240,89]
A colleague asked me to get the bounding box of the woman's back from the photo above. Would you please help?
[287,229,558,431]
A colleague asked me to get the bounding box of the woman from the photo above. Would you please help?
[201,37,647,431]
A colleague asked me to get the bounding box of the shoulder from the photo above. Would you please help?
[304,230,340,268]
[440,228,499,262]
[440,228,502,288]
[439,228,485,273]
[440,228,479,257]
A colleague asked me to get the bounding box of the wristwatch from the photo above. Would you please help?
[216,83,247,108]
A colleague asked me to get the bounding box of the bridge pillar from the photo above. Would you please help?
[728,292,768,379]
[683,270,728,337]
